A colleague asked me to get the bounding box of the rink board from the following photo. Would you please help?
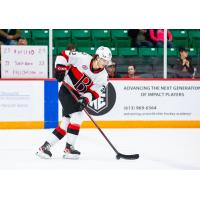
[0,79,58,129]
[81,120,200,128]
[0,79,200,128]
[80,79,200,128]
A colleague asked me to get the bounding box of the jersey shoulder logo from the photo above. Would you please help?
[82,65,88,70]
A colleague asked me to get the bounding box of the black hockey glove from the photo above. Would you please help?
[55,65,68,82]
[75,96,89,111]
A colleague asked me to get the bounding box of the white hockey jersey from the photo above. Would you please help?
[55,50,108,102]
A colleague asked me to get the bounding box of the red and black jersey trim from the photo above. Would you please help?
[90,60,104,74]
[61,50,69,62]
[67,65,83,85]
[67,123,80,135]
[52,126,66,140]
[87,84,100,100]
[62,82,80,97]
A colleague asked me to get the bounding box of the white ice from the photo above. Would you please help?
[0,128,200,169]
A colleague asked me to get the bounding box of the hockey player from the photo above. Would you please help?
[36,46,112,159]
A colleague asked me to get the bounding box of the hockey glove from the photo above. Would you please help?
[55,65,68,82]
[75,96,89,111]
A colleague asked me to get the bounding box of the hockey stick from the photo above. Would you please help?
[63,82,139,160]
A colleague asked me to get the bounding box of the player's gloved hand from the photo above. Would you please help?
[55,66,68,82]
[75,96,89,111]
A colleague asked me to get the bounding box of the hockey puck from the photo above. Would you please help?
[116,154,121,160]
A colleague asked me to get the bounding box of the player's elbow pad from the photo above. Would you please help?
[55,70,65,82]
[54,65,69,82]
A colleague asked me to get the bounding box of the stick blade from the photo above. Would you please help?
[116,153,139,160]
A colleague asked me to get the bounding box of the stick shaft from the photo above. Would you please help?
[63,82,119,154]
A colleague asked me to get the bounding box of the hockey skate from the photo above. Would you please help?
[36,141,52,159]
[63,143,81,159]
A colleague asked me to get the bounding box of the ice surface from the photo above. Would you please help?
[0,128,200,169]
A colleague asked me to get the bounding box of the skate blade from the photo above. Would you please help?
[36,151,51,159]
[63,153,80,160]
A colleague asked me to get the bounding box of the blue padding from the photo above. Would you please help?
[44,80,58,128]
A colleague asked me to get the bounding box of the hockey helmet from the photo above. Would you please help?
[95,46,112,62]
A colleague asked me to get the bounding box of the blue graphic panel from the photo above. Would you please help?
[44,80,58,128]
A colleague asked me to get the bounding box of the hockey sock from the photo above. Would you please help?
[60,116,70,131]
[45,133,60,147]
[66,123,80,146]
[52,126,66,140]
[51,116,70,144]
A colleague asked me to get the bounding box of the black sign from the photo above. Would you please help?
[86,82,116,116]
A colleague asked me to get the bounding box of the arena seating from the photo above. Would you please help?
[71,30,92,47]
[118,47,138,56]
[21,29,200,48]
[111,30,131,47]
[53,30,71,47]
[20,29,200,78]
[188,30,200,48]
[31,29,49,45]
[170,30,189,48]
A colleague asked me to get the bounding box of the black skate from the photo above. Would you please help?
[36,141,52,159]
[63,143,81,159]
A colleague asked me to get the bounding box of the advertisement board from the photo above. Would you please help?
[0,79,199,129]
[80,80,200,128]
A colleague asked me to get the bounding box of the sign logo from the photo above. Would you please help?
[86,82,116,116]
